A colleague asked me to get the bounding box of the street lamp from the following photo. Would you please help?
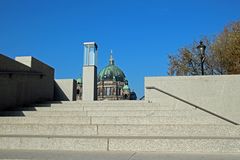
[197,41,206,75]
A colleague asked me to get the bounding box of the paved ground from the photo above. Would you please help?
[0,150,240,160]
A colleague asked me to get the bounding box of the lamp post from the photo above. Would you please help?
[197,41,206,75]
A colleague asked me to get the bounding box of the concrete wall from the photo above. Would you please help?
[54,79,77,101]
[0,54,30,72]
[0,54,54,110]
[145,75,240,123]
[15,56,54,101]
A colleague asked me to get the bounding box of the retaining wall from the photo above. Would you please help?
[0,54,54,110]
[145,75,240,123]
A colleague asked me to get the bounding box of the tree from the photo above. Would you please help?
[168,38,216,76]
[168,21,240,76]
[211,21,240,74]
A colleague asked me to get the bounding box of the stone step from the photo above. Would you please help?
[0,124,239,137]
[0,116,228,125]
[1,150,240,160]
[0,135,239,152]
[34,103,149,108]
[87,110,208,117]
[35,101,195,109]
[0,111,87,117]
[84,106,193,111]
[12,106,83,111]
[0,124,96,136]
[0,110,209,117]
[0,117,90,124]
[51,101,203,109]
[97,124,240,137]
[14,106,194,111]
[109,137,240,152]
[0,136,107,151]
[35,101,153,107]
[90,116,228,125]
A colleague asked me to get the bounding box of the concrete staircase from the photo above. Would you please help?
[0,101,239,153]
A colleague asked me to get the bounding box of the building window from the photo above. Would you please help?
[107,87,110,96]
[104,88,107,96]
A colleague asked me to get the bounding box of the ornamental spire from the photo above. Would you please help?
[109,49,114,65]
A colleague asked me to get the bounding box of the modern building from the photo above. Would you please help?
[76,52,137,100]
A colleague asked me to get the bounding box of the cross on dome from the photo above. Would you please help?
[109,50,115,65]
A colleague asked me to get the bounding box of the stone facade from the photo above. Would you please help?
[97,79,127,100]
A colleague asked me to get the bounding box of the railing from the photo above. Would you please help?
[139,96,145,100]
[146,86,239,125]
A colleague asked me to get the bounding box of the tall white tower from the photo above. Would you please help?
[82,42,98,101]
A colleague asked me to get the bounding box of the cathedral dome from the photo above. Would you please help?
[76,77,82,84]
[123,84,130,91]
[98,54,125,82]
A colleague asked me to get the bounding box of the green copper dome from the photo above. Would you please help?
[123,84,130,91]
[76,77,82,84]
[98,54,125,82]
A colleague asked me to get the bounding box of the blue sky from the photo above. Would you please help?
[0,0,239,97]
